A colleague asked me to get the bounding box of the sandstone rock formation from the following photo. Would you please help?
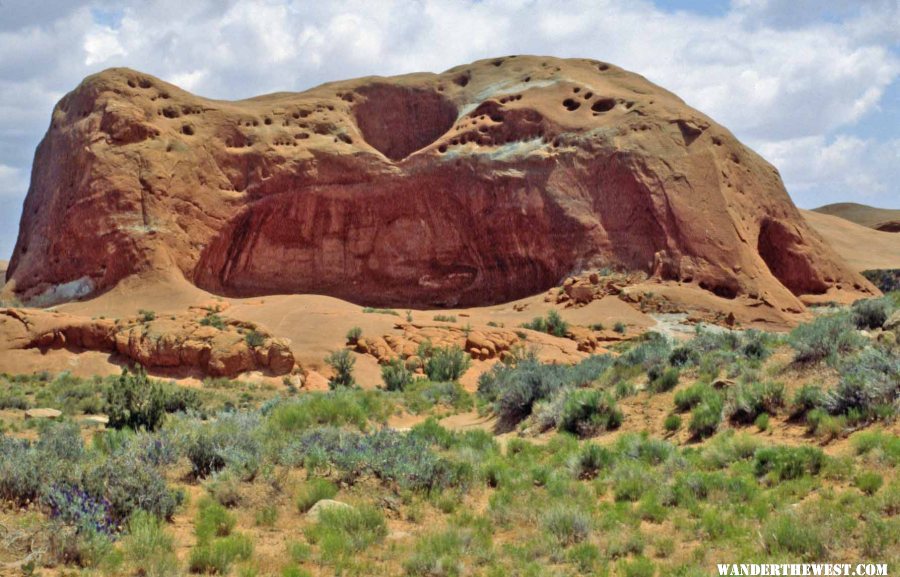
[4,56,876,313]
[0,306,296,377]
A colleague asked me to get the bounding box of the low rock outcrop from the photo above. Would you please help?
[0,306,296,377]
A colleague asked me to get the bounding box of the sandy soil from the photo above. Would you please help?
[802,209,900,271]
[35,273,658,387]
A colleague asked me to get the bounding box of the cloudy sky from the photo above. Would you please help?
[1,0,898,260]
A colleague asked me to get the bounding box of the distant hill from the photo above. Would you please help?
[801,210,900,271]
[812,202,900,232]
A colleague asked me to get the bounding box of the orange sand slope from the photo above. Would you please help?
[812,202,900,232]
[802,210,900,271]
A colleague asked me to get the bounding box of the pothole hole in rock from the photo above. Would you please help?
[354,84,458,161]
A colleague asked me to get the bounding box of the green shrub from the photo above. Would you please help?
[613,322,627,334]
[362,307,399,316]
[105,367,167,431]
[763,512,826,560]
[689,395,723,439]
[575,443,615,479]
[199,312,226,330]
[83,452,183,522]
[479,355,613,427]
[403,529,486,577]
[825,347,899,418]
[325,349,356,389]
[402,380,472,414]
[791,384,825,419]
[854,472,883,495]
[254,505,278,527]
[620,556,656,577]
[663,414,682,433]
[281,565,312,577]
[789,314,863,363]
[521,310,568,337]
[185,413,261,480]
[123,511,179,577]
[674,383,715,412]
[753,446,824,480]
[304,505,387,564]
[724,381,784,424]
[559,389,623,437]
[296,478,338,513]
[195,498,236,541]
[541,505,591,545]
[381,358,414,391]
[424,346,470,381]
[188,533,253,574]
[138,309,156,322]
[650,367,679,393]
[287,541,311,563]
[433,314,457,323]
[244,330,265,348]
[612,461,656,502]
[754,413,770,431]
[346,326,362,344]
[568,542,602,573]
[266,390,391,433]
[852,430,900,465]
[668,346,698,367]
[851,297,893,329]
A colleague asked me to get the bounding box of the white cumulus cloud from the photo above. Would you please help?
[0,0,897,259]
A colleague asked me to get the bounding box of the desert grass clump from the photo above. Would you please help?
[345,326,362,345]
[123,510,179,577]
[541,505,592,545]
[404,529,476,576]
[521,310,569,337]
[199,312,226,329]
[325,349,356,389]
[190,498,252,574]
[244,330,265,348]
[362,307,399,316]
[424,345,471,381]
[296,478,338,513]
[854,471,883,495]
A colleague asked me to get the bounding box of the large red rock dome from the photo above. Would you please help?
[4,56,876,310]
